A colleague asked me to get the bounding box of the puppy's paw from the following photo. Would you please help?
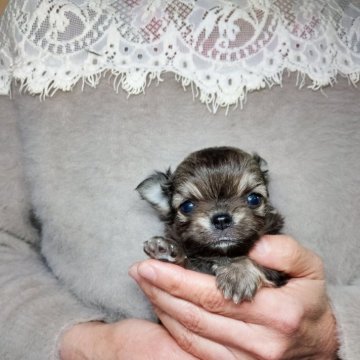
[143,236,185,264]
[213,257,267,303]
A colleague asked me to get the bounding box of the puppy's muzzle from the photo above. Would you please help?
[212,213,233,230]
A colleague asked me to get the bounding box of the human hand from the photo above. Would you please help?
[130,235,339,360]
[59,318,198,360]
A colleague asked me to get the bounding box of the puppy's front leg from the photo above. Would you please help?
[212,257,286,303]
[144,236,186,265]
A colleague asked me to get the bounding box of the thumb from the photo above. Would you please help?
[249,235,324,280]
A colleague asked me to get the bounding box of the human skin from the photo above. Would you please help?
[61,235,339,360]
[60,318,198,360]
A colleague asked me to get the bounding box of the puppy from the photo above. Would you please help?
[136,146,287,303]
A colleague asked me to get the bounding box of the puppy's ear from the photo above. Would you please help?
[252,153,268,181]
[136,169,172,220]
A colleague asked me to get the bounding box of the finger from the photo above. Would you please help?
[132,260,326,333]
[155,307,255,360]
[130,260,271,322]
[129,260,296,324]
[137,278,284,357]
[130,259,229,313]
[249,235,324,280]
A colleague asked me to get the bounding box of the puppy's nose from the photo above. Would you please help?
[212,213,233,230]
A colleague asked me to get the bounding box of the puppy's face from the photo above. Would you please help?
[137,147,282,257]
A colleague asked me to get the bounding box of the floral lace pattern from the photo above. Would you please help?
[0,0,359,110]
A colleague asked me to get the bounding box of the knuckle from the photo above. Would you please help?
[259,342,287,360]
[167,270,186,295]
[200,289,227,313]
[278,302,304,335]
[181,305,204,333]
[143,283,159,304]
[176,327,196,353]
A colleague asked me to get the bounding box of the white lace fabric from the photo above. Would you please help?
[0,0,359,110]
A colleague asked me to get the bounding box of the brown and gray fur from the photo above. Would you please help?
[136,147,287,303]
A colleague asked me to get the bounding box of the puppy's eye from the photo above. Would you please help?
[247,193,262,208]
[179,200,195,214]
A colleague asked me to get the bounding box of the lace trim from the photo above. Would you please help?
[0,0,359,111]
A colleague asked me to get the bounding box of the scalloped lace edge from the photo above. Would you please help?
[3,67,359,113]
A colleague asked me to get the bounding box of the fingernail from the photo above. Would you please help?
[137,263,157,282]
[128,263,140,281]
